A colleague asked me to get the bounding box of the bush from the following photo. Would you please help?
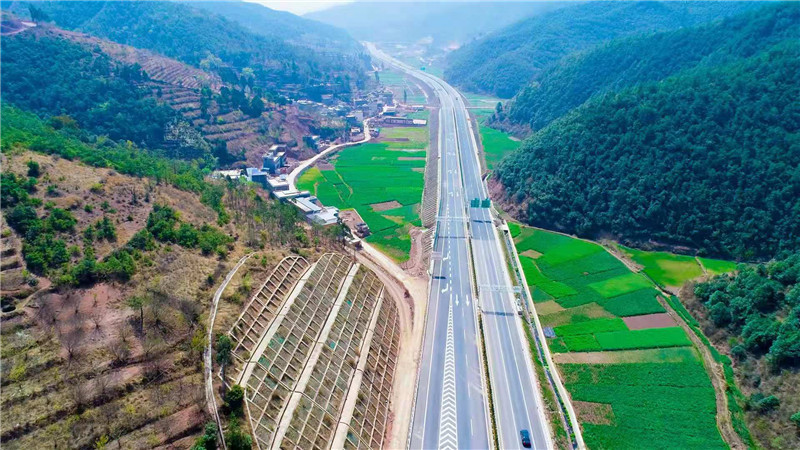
[128,229,156,251]
[192,422,218,450]
[215,334,232,367]
[224,419,252,450]
[7,205,40,234]
[791,411,800,428]
[95,216,117,241]
[750,394,780,413]
[225,385,245,418]
[26,160,40,177]
[23,233,69,274]
[47,208,77,232]
[146,204,232,255]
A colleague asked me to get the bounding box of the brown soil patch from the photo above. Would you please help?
[381,137,410,142]
[522,249,543,259]
[397,157,425,161]
[371,200,403,212]
[339,209,366,232]
[573,401,615,425]
[623,312,675,330]
[389,148,427,153]
[411,167,425,173]
[316,161,335,171]
[534,300,564,315]
[553,347,699,364]
[540,302,615,327]
[400,227,428,278]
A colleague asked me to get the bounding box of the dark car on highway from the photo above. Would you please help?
[520,429,532,448]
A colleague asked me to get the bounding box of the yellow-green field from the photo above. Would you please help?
[620,245,737,287]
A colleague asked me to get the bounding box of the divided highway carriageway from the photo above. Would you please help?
[367,44,552,450]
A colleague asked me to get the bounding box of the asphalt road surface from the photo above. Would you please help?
[367,44,552,450]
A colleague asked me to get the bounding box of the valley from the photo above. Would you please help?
[2,1,799,449]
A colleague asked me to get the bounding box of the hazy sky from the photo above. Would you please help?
[245,0,354,15]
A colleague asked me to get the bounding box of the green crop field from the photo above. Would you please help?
[588,273,652,297]
[698,257,737,276]
[594,327,691,351]
[555,317,627,337]
[462,91,504,108]
[380,126,428,147]
[511,223,723,447]
[474,109,521,170]
[622,246,703,286]
[562,361,725,449]
[297,139,426,262]
[405,110,430,120]
[621,245,736,286]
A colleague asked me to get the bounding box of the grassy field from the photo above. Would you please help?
[473,110,520,170]
[462,91,504,108]
[511,223,725,448]
[297,127,428,262]
[621,245,736,287]
[698,257,737,275]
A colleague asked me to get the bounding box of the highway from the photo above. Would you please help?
[367,44,552,450]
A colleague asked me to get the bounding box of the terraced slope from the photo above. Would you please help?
[230,253,400,450]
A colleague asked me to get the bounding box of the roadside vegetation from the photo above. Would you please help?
[510,222,726,448]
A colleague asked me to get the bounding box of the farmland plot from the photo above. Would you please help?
[298,127,428,262]
[621,245,736,287]
[511,224,725,448]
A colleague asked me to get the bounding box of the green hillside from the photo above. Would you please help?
[190,1,359,52]
[0,32,197,154]
[12,1,367,92]
[504,3,800,131]
[494,42,800,260]
[444,1,759,98]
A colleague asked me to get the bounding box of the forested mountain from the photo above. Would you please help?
[188,1,360,52]
[5,1,368,92]
[1,30,204,156]
[492,42,800,260]
[445,1,759,97]
[502,3,800,132]
[306,1,564,46]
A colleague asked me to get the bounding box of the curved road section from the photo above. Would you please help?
[367,44,552,450]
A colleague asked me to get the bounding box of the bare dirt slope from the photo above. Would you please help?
[0,151,244,449]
